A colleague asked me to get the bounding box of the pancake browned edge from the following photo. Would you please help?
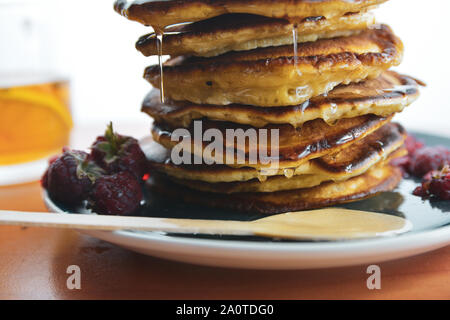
[144,25,403,107]
[143,71,420,128]
[147,164,402,214]
[152,114,393,169]
[146,122,406,189]
[136,12,375,57]
[115,0,386,28]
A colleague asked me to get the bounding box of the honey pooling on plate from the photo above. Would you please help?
[114,0,424,214]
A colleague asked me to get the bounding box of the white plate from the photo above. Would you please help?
[44,194,450,270]
[0,157,49,186]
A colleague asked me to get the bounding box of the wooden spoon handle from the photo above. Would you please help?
[0,210,254,236]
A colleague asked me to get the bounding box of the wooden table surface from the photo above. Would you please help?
[0,180,448,300]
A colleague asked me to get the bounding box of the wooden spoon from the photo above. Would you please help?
[0,208,412,241]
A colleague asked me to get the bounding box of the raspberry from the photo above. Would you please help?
[44,150,104,205]
[408,146,450,177]
[88,171,143,216]
[413,166,450,200]
[90,123,148,179]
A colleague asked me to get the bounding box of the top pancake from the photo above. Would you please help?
[145,25,403,107]
[114,0,386,29]
[136,11,375,57]
[142,71,420,128]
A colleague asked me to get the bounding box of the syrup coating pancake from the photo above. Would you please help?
[164,149,405,193]
[137,12,375,57]
[144,25,403,107]
[151,114,394,169]
[147,164,402,214]
[115,0,386,29]
[147,123,406,191]
[146,122,405,184]
[143,71,419,128]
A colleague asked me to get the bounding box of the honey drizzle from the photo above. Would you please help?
[257,175,268,183]
[283,168,295,179]
[151,23,192,103]
[155,29,165,103]
[292,24,299,68]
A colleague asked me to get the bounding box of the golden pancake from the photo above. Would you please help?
[143,71,420,128]
[137,12,375,57]
[144,25,403,107]
[147,164,402,214]
[146,122,405,183]
[165,149,405,193]
[114,0,386,29]
[152,114,394,169]
[148,123,405,192]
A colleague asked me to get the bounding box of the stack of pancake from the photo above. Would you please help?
[114,0,422,214]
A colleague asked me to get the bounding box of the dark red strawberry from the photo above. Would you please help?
[88,171,143,216]
[404,134,424,155]
[413,166,450,200]
[44,150,104,205]
[408,146,450,177]
[391,134,425,176]
[41,169,49,189]
[90,123,148,179]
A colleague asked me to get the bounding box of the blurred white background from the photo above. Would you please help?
[3,0,450,138]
